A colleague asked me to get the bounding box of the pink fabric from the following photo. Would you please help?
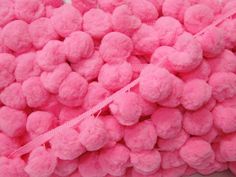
[0,2,236,177]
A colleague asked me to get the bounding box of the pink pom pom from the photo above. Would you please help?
[50,128,85,160]
[158,75,184,108]
[196,26,225,58]
[40,63,71,94]
[71,0,97,14]
[169,32,203,73]
[51,4,82,37]
[162,0,190,22]
[0,52,15,80]
[127,56,147,79]
[36,40,66,71]
[130,150,161,174]
[29,17,59,49]
[191,0,221,15]
[161,150,185,169]
[139,65,173,103]
[98,144,130,176]
[150,46,176,72]
[102,115,124,147]
[179,138,215,170]
[212,105,236,133]
[78,117,108,151]
[40,96,63,117]
[111,5,141,36]
[151,107,183,139]
[132,24,159,55]
[126,0,159,22]
[208,49,236,73]
[99,32,133,64]
[147,0,163,12]
[197,160,227,175]
[218,19,236,50]
[0,106,26,137]
[184,4,214,34]
[222,0,236,12]
[201,95,217,111]
[83,82,110,110]
[98,62,133,91]
[217,133,236,162]
[158,130,189,152]
[221,96,236,109]
[109,92,142,126]
[179,60,211,82]
[26,111,56,138]
[0,132,19,156]
[181,79,212,111]
[22,77,50,108]
[25,146,57,177]
[1,20,32,53]
[83,8,112,39]
[0,157,28,177]
[0,82,26,109]
[58,72,88,107]
[183,108,213,136]
[71,51,104,82]
[161,151,185,170]
[14,0,45,23]
[209,72,236,102]
[0,28,12,53]
[136,92,158,116]
[0,0,15,27]
[124,120,157,151]
[154,16,184,46]
[64,31,94,63]
[54,159,78,177]
[201,126,219,143]
[97,0,125,12]
[79,152,107,177]
[14,52,41,82]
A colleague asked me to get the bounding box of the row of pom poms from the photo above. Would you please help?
[1,0,236,177]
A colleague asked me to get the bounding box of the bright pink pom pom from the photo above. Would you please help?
[109,92,142,126]
[25,146,57,177]
[1,20,32,53]
[98,144,130,176]
[151,107,183,139]
[22,77,50,108]
[79,152,107,177]
[124,120,157,151]
[58,72,88,107]
[14,0,45,23]
[50,128,85,160]
[64,31,94,63]
[0,83,26,109]
[0,106,26,137]
[29,17,59,49]
[51,4,82,37]
[78,117,108,151]
[83,8,112,39]
[26,111,56,138]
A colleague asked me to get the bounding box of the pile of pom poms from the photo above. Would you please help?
[1,0,236,177]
